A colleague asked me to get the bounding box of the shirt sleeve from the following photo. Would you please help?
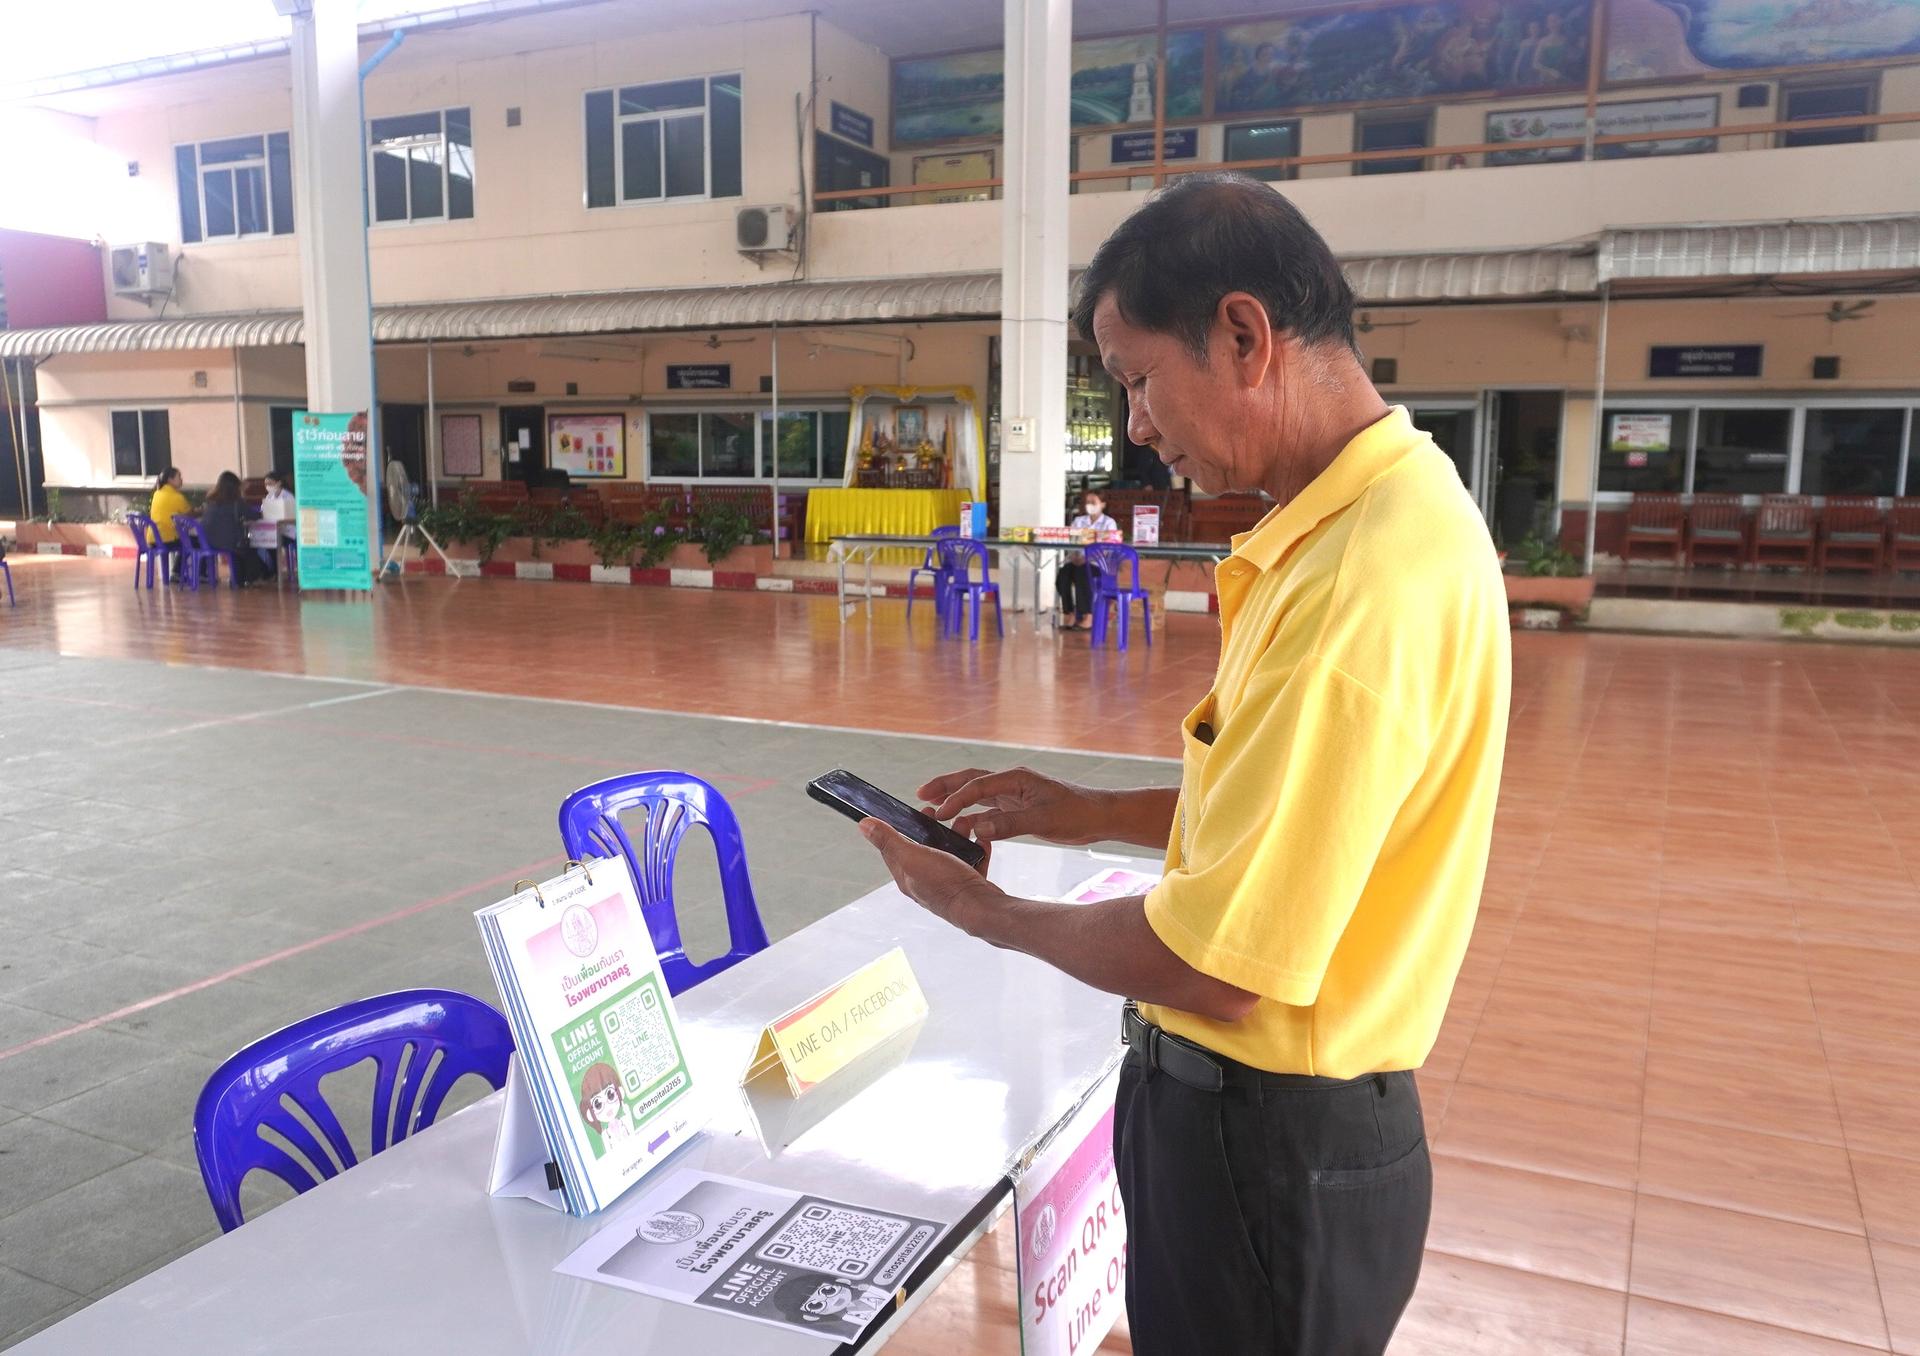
[1144,651,1426,1007]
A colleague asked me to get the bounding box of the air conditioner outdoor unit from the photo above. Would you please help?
[110,243,173,299]
[735,204,794,252]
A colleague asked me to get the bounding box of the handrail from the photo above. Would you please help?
[812,108,1920,203]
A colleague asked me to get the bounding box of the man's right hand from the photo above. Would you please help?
[916,768,1113,847]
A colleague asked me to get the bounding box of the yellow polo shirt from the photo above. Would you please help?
[150,484,191,542]
[1141,406,1510,1078]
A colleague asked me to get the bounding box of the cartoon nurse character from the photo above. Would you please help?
[578,1062,633,1147]
[770,1273,890,1331]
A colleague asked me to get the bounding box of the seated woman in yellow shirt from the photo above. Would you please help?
[149,467,190,543]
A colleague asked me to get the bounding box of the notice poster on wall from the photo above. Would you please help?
[548,413,626,478]
[557,1170,946,1342]
[1486,95,1719,165]
[1016,1063,1127,1356]
[292,410,371,591]
[1609,413,1672,453]
[440,413,484,478]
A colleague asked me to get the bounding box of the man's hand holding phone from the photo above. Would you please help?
[918,767,1120,847]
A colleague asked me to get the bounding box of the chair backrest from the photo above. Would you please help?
[193,988,512,1233]
[1627,493,1683,529]
[1755,494,1814,535]
[937,536,989,584]
[920,524,960,568]
[556,772,770,996]
[1892,498,1920,533]
[1688,494,1745,531]
[1822,496,1884,532]
[126,512,158,551]
[173,515,207,551]
[1085,541,1142,591]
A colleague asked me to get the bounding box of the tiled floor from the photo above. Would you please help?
[5,555,1920,1353]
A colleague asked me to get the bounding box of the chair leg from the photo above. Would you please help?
[992,588,1002,637]
[1090,596,1107,647]
[969,590,981,642]
[1139,594,1153,646]
[2,565,11,606]
[906,570,919,621]
[1118,595,1130,651]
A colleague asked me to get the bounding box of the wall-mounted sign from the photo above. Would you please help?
[830,101,874,147]
[548,412,626,478]
[1487,95,1720,166]
[665,363,731,390]
[1110,128,1198,163]
[1649,345,1762,378]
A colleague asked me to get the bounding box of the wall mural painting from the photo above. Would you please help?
[894,31,1206,145]
[1606,0,1920,81]
[1214,0,1593,114]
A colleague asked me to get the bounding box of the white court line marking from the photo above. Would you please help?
[112,685,403,743]
[42,652,1182,765]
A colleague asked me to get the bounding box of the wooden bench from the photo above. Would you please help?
[1186,494,1269,544]
[1751,494,1815,569]
[1817,496,1887,573]
[1892,499,1920,574]
[1685,494,1748,568]
[1622,493,1685,564]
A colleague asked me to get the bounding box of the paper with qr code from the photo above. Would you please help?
[1059,867,1161,904]
[555,1170,947,1341]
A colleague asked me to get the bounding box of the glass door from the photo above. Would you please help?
[1409,403,1484,513]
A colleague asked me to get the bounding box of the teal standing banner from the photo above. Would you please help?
[293,410,372,592]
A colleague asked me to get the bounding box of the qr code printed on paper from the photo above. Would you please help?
[755,1200,912,1279]
[603,978,678,1095]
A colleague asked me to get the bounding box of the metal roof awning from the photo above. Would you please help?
[5,219,1916,359]
[1599,216,1920,283]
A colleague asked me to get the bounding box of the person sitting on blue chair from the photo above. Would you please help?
[1057,488,1118,630]
[201,472,271,586]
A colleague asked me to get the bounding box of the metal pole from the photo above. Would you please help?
[426,338,439,508]
[2,359,27,519]
[1152,0,1168,188]
[1583,285,1611,575]
[769,322,782,559]
[231,345,245,474]
[1582,0,1606,160]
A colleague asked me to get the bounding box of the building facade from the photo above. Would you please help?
[3,0,1918,556]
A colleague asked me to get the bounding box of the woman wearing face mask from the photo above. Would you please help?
[1057,489,1118,630]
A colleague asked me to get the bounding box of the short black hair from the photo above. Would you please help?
[1071,173,1356,359]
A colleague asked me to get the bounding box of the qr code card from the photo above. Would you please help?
[756,1200,913,1279]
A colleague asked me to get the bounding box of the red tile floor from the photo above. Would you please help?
[7,556,1920,1354]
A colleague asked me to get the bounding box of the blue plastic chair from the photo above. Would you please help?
[1086,543,1153,650]
[0,558,11,606]
[557,772,771,996]
[193,989,512,1232]
[174,515,239,591]
[127,512,178,589]
[938,537,1002,640]
[906,525,961,624]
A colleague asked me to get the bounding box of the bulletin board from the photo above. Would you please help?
[440,413,484,478]
[548,412,626,478]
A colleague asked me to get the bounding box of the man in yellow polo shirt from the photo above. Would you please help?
[857,173,1509,1354]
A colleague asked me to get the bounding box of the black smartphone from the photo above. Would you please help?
[806,769,988,870]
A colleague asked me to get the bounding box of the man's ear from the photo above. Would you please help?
[1216,292,1275,386]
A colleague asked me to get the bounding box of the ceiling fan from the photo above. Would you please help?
[696,332,756,349]
[1781,299,1876,322]
[1355,312,1419,334]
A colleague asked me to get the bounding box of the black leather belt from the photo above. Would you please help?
[1122,1001,1224,1093]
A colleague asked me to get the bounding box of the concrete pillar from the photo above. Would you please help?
[998,0,1071,569]
[289,0,379,558]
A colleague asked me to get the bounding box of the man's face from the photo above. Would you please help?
[1094,294,1258,495]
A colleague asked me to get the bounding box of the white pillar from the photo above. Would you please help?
[290,0,379,560]
[998,0,1072,576]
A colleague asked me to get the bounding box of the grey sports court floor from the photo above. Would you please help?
[0,650,1174,1347]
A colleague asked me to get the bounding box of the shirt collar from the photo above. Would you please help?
[1228,405,1420,573]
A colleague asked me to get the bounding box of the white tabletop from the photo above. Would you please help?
[16,842,1149,1355]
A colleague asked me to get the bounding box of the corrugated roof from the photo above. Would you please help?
[6,220,1915,358]
[1600,216,1920,282]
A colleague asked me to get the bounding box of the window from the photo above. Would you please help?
[370,109,473,223]
[1692,408,1792,494]
[175,134,293,242]
[1781,80,1875,148]
[1802,408,1905,496]
[1354,111,1429,175]
[585,75,742,208]
[1599,408,1692,494]
[759,410,851,479]
[649,409,848,480]
[815,132,890,212]
[1224,121,1299,181]
[111,410,172,480]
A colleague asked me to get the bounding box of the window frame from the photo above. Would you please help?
[1779,76,1878,148]
[1223,119,1302,181]
[367,107,474,226]
[584,74,742,210]
[1353,108,1432,176]
[1596,395,1917,502]
[645,405,850,484]
[110,408,173,483]
[178,132,292,243]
